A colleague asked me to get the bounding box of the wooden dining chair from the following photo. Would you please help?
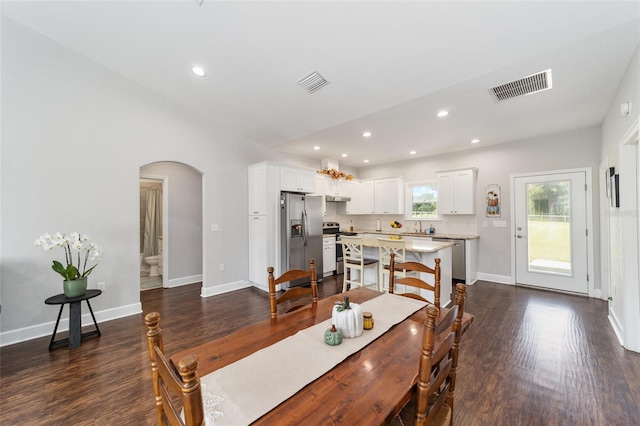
[341,235,379,292]
[388,253,441,307]
[144,312,205,426]
[393,283,467,426]
[267,258,318,318]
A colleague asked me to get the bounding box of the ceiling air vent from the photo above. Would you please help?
[298,71,330,94]
[489,69,552,102]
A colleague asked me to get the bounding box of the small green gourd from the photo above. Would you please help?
[324,324,343,346]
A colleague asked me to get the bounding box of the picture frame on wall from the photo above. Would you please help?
[486,184,501,217]
[612,173,620,208]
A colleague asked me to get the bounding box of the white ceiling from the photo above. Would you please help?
[3,1,639,167]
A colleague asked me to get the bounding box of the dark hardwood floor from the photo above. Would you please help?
[1,277,639,425]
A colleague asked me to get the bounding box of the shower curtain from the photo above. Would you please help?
[143,187,163,258]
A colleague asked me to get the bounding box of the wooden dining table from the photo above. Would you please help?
[172,287,474,425]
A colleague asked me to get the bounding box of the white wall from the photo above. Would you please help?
[0,17,263,344]
[140,162,202,285]
[350,126,602,284]
[600,43,640,352]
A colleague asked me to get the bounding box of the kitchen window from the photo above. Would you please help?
[405,181,439,220]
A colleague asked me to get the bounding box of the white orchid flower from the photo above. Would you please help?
[35,232,103,280]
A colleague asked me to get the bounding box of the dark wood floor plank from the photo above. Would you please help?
[1,278,639,425]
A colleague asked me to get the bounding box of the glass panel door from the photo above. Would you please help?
[515,171,588,294]
[526,180,572,276]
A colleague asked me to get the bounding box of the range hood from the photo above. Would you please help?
[321,159,351,202]
[326,195,351,202]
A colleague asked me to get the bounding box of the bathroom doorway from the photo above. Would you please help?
[140,176,166,291]
[140,161,203,293]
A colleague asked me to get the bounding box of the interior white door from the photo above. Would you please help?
[514,171,588,294]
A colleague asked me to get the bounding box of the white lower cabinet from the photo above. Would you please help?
[248,215,275,290]
[323,236,336,276]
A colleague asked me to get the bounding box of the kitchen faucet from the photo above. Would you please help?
[414,221,422,234]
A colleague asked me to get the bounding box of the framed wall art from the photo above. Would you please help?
[612,173,620,208]
[486,184,501,217]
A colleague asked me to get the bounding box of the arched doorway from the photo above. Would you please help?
[139,161,203,292]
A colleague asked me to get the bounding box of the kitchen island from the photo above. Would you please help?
[354,230,479,285]
[358,236,454,307]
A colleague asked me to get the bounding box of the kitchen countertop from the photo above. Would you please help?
[361,237,454,253]
[354,230,479,240]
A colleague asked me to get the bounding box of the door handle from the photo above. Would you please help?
[517,234,527,238]
[302,210,308,246]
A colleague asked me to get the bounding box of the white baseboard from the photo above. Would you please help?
[166,274,203,288]
[608,310,624,347]
[476,272,514,285]
[200,280,253,297]
[0,302,141,347]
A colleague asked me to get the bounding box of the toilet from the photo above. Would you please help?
[145,255,160,277]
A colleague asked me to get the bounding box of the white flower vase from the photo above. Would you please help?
[63,277,88,298]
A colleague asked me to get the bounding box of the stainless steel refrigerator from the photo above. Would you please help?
[280,193,323,287]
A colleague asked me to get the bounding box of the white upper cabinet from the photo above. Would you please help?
[360,180,376,214]
[312,174,327,216]
[437,168,477,214]
[374,177,405,214]
[280,165,316,193]
[344,180,362,215]
[248,163,278,215]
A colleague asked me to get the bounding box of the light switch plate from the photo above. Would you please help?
[493,221,507,228]
[211,224,220,232]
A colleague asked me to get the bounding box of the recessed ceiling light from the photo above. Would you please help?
[436,110,449,118]
[363,159,370,163]
[470,139,480,144]
[341,153,348,157]
[191,66,206,77]
[313,146,320,150]
[362,131,372,138]
[409,151,416,155]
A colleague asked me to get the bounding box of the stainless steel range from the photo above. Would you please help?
[323,222,358,275]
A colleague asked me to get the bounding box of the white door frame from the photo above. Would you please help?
[140,173,170,289]
[616,118,640,352]
[510,168,595,297]
[598,159,611,301]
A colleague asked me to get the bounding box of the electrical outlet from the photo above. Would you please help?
[219,263,225,272]
[482,220,488,227]
[97,281,106,291]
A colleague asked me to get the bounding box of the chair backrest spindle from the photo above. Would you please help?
[144,312,204,426]
[267,258,318,318]
[389,253,441,307]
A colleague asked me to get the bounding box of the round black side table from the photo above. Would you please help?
[44,289,102,351]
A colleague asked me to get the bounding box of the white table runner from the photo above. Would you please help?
[199,293,427,425]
